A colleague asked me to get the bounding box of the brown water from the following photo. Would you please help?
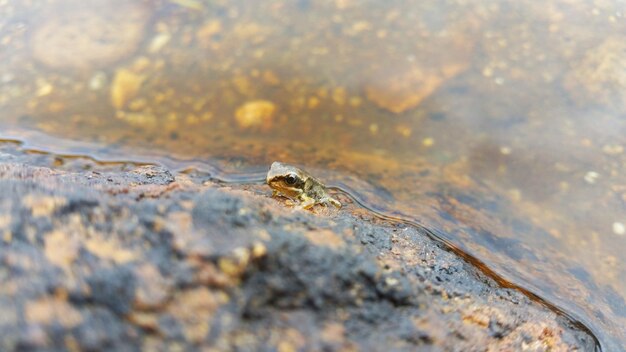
[1,0,625,349]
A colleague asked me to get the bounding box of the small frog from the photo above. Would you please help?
[266,161,341,210]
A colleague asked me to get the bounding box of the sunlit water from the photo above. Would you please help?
[1,0,625,349]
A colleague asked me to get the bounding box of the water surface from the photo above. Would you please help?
[1,0,624,349]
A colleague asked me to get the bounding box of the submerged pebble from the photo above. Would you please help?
[110,69,145,110]
[583,171,600,184]
[234,100,276,131]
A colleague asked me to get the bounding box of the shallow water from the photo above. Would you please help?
[1,0,625,349]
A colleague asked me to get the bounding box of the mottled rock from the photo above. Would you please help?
[0,145,599,351]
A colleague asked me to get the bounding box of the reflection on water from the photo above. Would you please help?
[1,0,625,349]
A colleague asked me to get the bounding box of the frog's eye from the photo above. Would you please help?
[284,174,298,185]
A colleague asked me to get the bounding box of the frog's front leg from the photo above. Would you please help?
[296,194,316,210]
[324,196,342,209]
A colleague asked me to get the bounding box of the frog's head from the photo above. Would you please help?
[266,161,307,197]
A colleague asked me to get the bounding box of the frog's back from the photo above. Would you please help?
[304,177,327,200]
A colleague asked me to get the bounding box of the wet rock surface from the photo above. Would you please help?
[0,143,598,351]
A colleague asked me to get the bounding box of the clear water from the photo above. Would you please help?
[1,0,624,349]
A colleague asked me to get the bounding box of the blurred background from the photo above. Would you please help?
[1,0,624,349]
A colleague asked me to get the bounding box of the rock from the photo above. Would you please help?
[148,32,171,54]
[234,100,277,131]
[0,144,599,351]
[563,37,626,111]
[30,0,150,70]
[359,12,476,115]
[25,297,83,329]
[196,19,223,49]
[365,61,467,114]
[365,65,443,114]
[110,68,146,110]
